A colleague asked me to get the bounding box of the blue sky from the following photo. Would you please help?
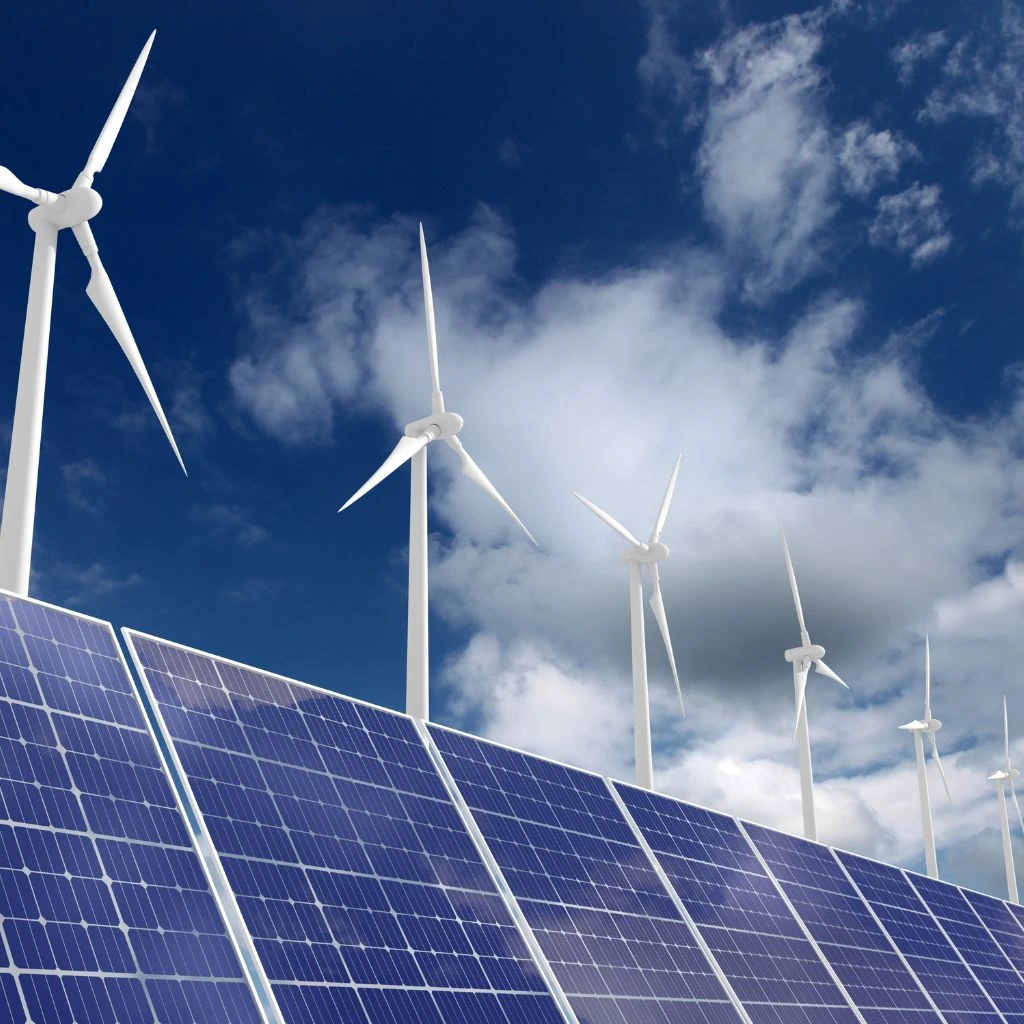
[2,0,1024,896]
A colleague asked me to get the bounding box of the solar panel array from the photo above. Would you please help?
[615,784,861,1024]
[2,600,1024,1023]
[125,630,568,1024]
[742,822,942,1024]
[0,595,264,1024]
[427,723,746,1024]
[836,851,1005,1023]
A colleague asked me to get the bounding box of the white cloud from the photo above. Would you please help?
[868,183,952,265]
[838,121,919,196]
[890,30,948,85]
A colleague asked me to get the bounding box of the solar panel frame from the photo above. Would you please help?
[0,591,269,1024]
[834,848,1006,1023]
[739,818,946,1024]
[963,887,1024,984]
[428,720,754,1024]
[124,628,575,1024]
[612,780,868,1024]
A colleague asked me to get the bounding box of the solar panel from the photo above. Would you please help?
[613,784,862,1024]
[0,594,265,1024]
[741,822,943,1024]
[836,851,1004,1023]
[963,888,1024,982]
[907,873,1024,1022]
[428,723,748,1024]
[124,630,570,1024]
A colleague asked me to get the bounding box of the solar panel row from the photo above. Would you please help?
[3,594,1024,1024]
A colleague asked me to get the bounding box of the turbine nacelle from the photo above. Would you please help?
[785,643,825,665]
[899,717,942,734]
[989,768,1021,782]
[404,410,464,442]
[621,541,669,565]
[28,186,103,230]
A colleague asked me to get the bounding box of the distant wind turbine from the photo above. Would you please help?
[988,695,1023,903]
[573,455,685,790]
[0,31,186,596]
[781,531,848,842]
[339,224,535,721]
[898,636,952,879]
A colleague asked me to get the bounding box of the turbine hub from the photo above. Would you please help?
[624,541,669,564]
[784,643,825,664]
[30,186,102,230]
[405,410,463,441]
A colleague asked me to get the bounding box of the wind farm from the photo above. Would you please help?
[1,10,1024,1023]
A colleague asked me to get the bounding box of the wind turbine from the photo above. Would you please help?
[0,32,185,597]
[988,695,1023,903]
[572,455,685,790]
[339,224,535,721]
[898,635,952,879]
[781,531,848,842]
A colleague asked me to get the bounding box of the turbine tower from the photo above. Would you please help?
[339,224,535,721]
[988,695,1024,903]
[898,636,952,879]
[573,455,685,790]
[781,531,848,842]
[0,32,185,597]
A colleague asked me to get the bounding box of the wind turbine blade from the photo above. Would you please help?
[781,529,808,639]
[1006,695,1011,771]
[419,224,443,407]
[72,223,186,475]
[927,731,953,805]
[814,659,848,689]
[572,492,643,548]
[650,453,682,543]
[648,563,684,718]
[339,433,430,512]
[792,665,809,747]
[1012,778,1024,835]
[0,167,43,202]
[924,634,931,718]
[81,31,156,181]
[445,437,537,545]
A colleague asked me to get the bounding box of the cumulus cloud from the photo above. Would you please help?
[838,121,919,196]
[868,183,952,265]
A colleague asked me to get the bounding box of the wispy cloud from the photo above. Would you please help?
[868,182,952,266]
[890,30,948,85]
[838,121,919,197]
[61,459,106,514]
[189,503,269,547]
[129,78,190,155]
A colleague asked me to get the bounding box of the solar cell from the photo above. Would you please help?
[0,594,265,1024]
[614,784,862,1024]
[908,874,1024,1022]
[963,889,1024,983]
[836,850,1004,1023]
[741,822,943,1024]
[428,723,748,1024]
[125,630,569,1024]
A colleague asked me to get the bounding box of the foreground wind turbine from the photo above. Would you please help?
[339,224,535,720]
[573,456,684,790]
[0,32,185,596]
[781,531,848,842]
[898,636,952,879]
[988,695,1024,903]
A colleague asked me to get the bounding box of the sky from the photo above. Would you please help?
[0,0,1023,899]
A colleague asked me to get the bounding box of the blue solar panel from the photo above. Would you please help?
[742,823,942,1024]
[614,785,861,1024]
[0,594,264,1024]
[428,724,746,1024]
[836,851,1004,1023]
[908,874,1024,1021]
[125,631,568,1024]
[963,888,1024,983]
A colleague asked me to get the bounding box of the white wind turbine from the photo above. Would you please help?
[898,636,952,879]
[339,224,535,721]
[0,31,185,597]
[781,531,848,842]
[988,695,1024,903]
[573,455,685,790]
